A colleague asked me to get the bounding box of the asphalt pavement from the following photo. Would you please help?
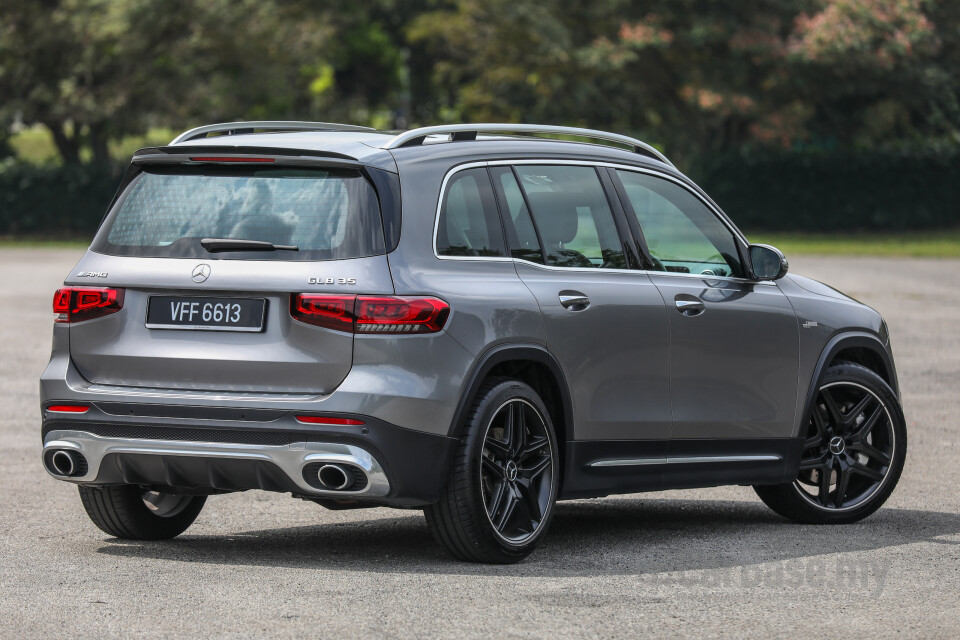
[1,248,958,639]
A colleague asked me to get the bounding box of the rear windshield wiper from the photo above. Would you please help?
[201,238,299,252]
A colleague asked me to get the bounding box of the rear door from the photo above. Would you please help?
[67,162,394,394]
[611,168,799,446]
[490,163,672,446]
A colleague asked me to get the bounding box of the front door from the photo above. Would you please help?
[612,168,800,450]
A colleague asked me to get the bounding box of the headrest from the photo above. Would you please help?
[526,191,579,245]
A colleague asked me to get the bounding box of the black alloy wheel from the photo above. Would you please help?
[795,381,895,510]
[754,363,906,524]
[425,378,559,563]
[480,398,554,544]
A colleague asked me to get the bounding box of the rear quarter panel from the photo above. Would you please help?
[386,150,545,357]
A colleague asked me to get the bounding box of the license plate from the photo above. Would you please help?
[146,296,266,332]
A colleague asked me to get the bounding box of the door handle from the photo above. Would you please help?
[559,292,590,310]
[675,296,705,316]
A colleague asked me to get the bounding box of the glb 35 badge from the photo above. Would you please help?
[308,277,357,285]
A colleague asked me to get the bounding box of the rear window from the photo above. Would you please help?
[91,166,385,261]
[436,168,506,257]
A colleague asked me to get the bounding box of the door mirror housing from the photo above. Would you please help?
[749,244,789,281]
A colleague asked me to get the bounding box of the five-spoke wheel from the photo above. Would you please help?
[795,381,895,510]
[480,399,554,544]
[755,363,906,524]
[425,378,559,563]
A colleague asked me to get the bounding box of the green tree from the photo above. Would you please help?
[2,0,957,165]
[408,0,624,125]
[587,0,960,153]
[408,0,960,159]
[0,0,333,165]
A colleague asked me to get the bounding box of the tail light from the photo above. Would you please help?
[290,294,356,332]
[355,296,450,333]
[53,287,125,323]
[189,157,275,163]
[290,294,449,334]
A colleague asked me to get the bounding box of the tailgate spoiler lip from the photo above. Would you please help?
[131,146,367,170]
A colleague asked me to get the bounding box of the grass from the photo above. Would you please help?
[8,125,178,166]
[0,236,90,248]
[745,230,960,258]
[8,127,63,165]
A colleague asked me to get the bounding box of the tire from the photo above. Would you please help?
[425,378,560,563]
[754,362,906,524]
[78,485,206,540]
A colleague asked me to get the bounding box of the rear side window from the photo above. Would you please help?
[513,165,627,269]
[436,168,506,257]
[91,166,384,261]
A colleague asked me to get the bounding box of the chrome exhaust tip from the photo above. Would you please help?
[50,450,82,477]
[317,464,354,490]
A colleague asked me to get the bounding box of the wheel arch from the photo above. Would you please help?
[449,344,574,485]
[800,332,899,438]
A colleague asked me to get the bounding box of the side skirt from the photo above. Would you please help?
[560,437,804,500]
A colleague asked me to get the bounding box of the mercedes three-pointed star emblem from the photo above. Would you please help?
[192,263,211,283]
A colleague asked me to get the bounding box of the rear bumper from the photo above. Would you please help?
[40,405,457,507]
[40,325,475,438]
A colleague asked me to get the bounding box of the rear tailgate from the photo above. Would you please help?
[65,161,394,395]
[65,254,392,394]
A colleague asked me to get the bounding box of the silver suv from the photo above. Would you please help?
[41,122,906,563]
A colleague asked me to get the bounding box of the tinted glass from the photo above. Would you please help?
[514,165,626,269]
[92,166,384,261]
[436,168,506,257]
[616,170,744,278]
[489,166,543,264]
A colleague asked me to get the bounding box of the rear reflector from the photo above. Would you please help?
[46,405,90,413]
[290,294,449,334]
[295,415,365,426]
[189,157,275,163]
[53,287,125,323]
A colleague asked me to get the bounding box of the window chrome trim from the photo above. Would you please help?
[431,159,769,285]
[513,261,655,276]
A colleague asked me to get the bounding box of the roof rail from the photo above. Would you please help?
[169,121,377,145]
[382,123,674,167]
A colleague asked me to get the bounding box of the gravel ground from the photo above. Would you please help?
[1,248,958,639]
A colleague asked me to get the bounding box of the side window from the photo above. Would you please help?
[489,166,544,264]
[436,168,506,257]
[512,165,626,269]
[616,170,744,278]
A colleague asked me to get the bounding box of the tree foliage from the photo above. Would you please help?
[0,0,332,163]
[1,0,957,165]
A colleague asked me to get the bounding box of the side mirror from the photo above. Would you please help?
[749,244,789,281]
